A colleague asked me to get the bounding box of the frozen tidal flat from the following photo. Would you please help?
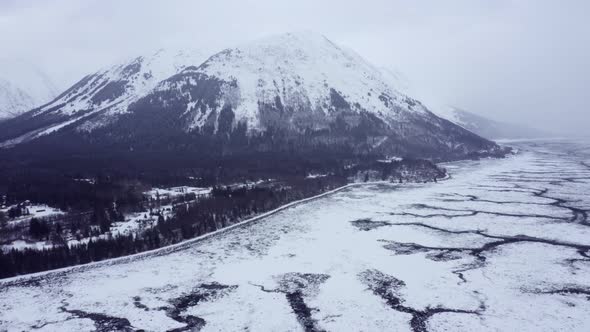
[1,140,590,332]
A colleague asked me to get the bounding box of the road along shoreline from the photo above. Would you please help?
[0,180,412,286]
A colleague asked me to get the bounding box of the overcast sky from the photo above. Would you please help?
[0,0,588,134]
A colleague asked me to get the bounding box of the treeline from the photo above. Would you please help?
[0,153,446,279]
[1,174,147,213]
[0,148,364,213]
[349,159,446,183]
[1,191,198,246]
[0,176,346,279]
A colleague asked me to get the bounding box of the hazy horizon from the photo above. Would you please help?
[0,0,588,134]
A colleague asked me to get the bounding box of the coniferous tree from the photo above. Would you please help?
[0,211,6,229]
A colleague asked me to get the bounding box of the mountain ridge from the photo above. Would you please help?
[0,32,505,161]
[0,49,207,146]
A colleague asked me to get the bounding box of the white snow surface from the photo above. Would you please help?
[1,204,65,227]
[431,105,467,128]
[15,48,208,138]
[176,31,431,131]
[144,186,212,200]
[0,59,58,119]
[0,49,207,147]
[1,240,54,252]
[42,49,207,117]
[1,139,590,331]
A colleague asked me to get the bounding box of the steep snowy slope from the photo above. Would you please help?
[0,49,207,144]
[0,79,36,119]
[379,67,413,97]
[0,60,58,120]
[192,32,428,129]
[142,32,434,132]
[40,49,206,118]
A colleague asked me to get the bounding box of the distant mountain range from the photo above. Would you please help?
[434,106,547,140]
[0,60,59,120]
[380,67,547,140]
[0,32,505,161]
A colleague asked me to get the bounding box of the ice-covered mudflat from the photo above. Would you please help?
[1,140,590,332]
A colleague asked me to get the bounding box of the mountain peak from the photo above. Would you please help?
[188,32,416,130]
[0,33,500,160]
[37,47,207,121]
[256,31,335,49]
[204,31,357,69]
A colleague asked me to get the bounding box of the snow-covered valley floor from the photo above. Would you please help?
[1,139,590,332]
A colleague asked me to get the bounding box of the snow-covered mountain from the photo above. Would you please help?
[140,32,443,134]
[0,32,503,160]
[183,32,426,131]
[124,32,499,158]
[379,67,413,97]
[36,48,207,130]
[0,49,207,145]
[434,106,547,140]
[0,60,58,120]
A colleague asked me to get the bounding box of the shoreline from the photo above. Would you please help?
[0,180,404,285]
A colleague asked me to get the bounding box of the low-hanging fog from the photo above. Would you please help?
[0,0,588,135]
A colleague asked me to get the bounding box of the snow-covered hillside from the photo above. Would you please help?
[39,48,208,130]
[0,49,207,146]
[379,66,414,96]
[0,60,58,119]
[177,31,429,130]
